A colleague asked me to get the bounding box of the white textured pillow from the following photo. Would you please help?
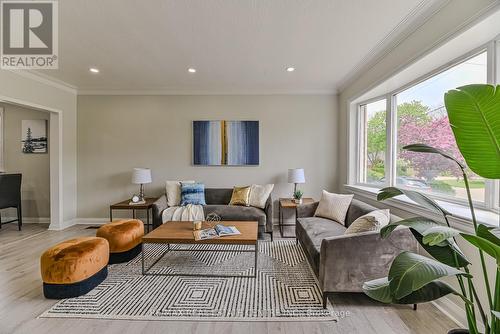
[249,184,274,209]
[314,191,354,225]
[344,209,390,235]
[165,180,195,207]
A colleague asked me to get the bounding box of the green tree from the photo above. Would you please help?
[366,101,431,181]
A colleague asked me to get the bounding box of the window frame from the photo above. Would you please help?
[356,96,389,187]
[354,43,499,212]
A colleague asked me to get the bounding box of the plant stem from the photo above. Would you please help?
[465,266,490,334]
[491,271,500,334]
[444,215,478,331]
[462,170,493,310]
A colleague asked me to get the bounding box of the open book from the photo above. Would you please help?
[193,224,241,241]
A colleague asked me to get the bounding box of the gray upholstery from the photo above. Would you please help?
[152,188,273,235]
[295,217,346,275]
[205,188,232,205]
[204,205,266,226]
[296,198,418,294]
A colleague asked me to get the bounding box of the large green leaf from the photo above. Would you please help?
[422,226,461,246]
[388,251,470,299]
[411,230,469,268]
[378,187,450,216]
[461,233,500,265]
[362,277,394,303]
[380,217,469,267]
[363,277,467,305]
[444,84,500,179]
[403,144,465,169]
[380,216,442,238]
[477,224,500,246]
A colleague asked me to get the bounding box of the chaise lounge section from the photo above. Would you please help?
[296,198,418,307]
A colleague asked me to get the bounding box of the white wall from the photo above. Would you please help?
[337,0,500,329]
[0,71,77,228]
[77,94,338,219]
[1,103,50,218]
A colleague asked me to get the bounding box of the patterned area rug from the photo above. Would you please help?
[40,240,335,321]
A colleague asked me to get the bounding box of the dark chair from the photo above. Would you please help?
[0,173,23,230]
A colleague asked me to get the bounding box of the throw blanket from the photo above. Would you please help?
[162,204,205,223]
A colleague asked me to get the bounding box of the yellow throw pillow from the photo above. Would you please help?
[229,186,251,206]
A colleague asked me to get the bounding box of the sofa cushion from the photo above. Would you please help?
[296,217,347,274]
[180,183,206,206]
[344,209,390,235]
[203,205,266,226]
[166,180,195,207]
[229,186,251,206]
[205,188,232,205]
[314,191,353,225]
[249,184,274,209]
[345,199,380,227]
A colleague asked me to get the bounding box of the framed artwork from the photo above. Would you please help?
[193,120,259,166]
[21,119,47,153]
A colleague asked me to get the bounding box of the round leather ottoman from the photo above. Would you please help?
[96,219,144,264]
[41,237,109,299]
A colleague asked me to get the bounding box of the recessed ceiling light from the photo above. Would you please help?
[286,67,295,72]
[89,67,99,73]
[188,68,197,73]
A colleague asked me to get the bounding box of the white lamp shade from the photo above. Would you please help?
[132,168,152,184]
[288,168,305,183]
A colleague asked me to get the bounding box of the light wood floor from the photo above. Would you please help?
[0,223,458,334]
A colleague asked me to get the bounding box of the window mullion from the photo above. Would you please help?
[387,94,397,187]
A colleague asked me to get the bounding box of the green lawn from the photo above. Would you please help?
[440,179,485,189]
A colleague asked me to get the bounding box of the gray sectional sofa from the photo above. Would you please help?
[296,199,417,308]
[152,188,273,240]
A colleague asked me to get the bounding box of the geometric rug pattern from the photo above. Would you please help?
[40,240,335,321]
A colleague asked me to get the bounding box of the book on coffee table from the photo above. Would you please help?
[193,224,241,241]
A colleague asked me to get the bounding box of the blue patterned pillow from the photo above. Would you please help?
[180,182,206,206]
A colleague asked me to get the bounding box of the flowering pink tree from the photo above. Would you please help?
[398,104,464,180]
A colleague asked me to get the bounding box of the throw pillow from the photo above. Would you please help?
[248,184,274,209]
[180,183,206,206]
[314,190,354,225]
[344,209,390,235]
[166,180,195,206]
[229,186,251,206]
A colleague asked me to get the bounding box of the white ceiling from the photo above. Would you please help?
[33,0,446,94]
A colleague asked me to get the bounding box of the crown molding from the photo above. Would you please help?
[337,0,451,93]
[77,88,338,96]
[7,69,78,95]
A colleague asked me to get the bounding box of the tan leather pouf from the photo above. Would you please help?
[41,237,109,299]
[96,219,144,264]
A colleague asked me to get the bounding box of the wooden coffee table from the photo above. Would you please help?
[141,221,258,278]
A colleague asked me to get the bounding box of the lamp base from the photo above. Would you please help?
[139,184,145,202]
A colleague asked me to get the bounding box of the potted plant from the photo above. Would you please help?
[362,84,500,334]
[293,189,304,204]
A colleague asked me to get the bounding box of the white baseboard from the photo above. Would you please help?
[431,296,468,331]
[2,217,50,224]
[72,218,109,225]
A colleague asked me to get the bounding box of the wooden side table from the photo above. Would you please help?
[109,197,158,233]
[278,198,315,238]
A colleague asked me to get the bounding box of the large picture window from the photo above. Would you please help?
[395,52,487,203]
[356,49,499,211]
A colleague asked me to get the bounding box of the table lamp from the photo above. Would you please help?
[288,168,305,196]
[132,168,152,202]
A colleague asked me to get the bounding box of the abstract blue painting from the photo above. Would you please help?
[193,120,259,165]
